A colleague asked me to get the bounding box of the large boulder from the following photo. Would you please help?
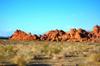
[61,33,71,41]
[93,25,100,38]
[9,30,38,41]
[44,29,66,41]
[69,28,77,39]
[75,29,90,41]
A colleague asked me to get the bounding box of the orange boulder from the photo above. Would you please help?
[93,25,100,38]
[44,29,66,41]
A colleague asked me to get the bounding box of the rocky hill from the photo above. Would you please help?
[9,25,100,42]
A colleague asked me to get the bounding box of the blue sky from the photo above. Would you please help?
[0,0,100,36]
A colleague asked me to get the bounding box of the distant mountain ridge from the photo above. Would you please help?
[0,36,9,39]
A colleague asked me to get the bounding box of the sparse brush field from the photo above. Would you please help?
[0,40,100,66]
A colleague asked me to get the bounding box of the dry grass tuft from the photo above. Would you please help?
[86,53,100,63]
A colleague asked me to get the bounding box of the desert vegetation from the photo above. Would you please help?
[0,40,100,66]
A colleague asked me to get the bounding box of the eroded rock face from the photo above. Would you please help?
[43,29,66,41]
[46,26,100,42]
[61,33,71,41]
[40,34,48,40]
[42,28,92,42]
[93,25,100,38]
[69,28,77,39]
[9,30,38,41]
[61,28,91,42]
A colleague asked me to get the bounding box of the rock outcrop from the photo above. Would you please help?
[9,30,38,41]
[43,29,66,41]
[41,25,100,42]
[93,25,100,38]
[9,25,100,42]
[60,28,90,42]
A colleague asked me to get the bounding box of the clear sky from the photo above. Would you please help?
[0,0,100,36]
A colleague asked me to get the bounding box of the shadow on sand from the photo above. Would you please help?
[26,64,51,66]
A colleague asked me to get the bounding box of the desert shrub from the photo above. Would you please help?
[10,45,34,66]
[0,45,16,61]
[60,43,95,57]
[42,44,63,55]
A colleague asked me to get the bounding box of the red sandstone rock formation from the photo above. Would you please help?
[61,28,90,42]
[9,25,100,42]
[93,25,100,38]
[40,34,48,40]
[9,30,38,41]
[69,28,77,39]
[44,29,66,41]
[61,33,71,41]
[43,25,100,42]
[74,28,90,41]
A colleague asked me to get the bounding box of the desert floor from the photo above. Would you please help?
[0,39,100,66]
